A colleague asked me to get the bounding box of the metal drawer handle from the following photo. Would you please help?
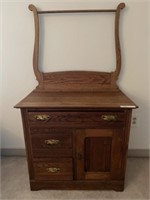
[34,114,50,121]
[101,115,118,121]
[46,167,60,173]
[45,139,60,145]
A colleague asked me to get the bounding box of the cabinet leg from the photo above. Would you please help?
[114,185,124,192]
[30,182,40,191]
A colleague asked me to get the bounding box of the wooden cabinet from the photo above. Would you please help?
[15,3,137,191]
[17,104,135,191]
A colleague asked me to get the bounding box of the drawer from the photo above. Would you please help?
[28,111,125,128]
[33,158,73,181]
[30,128,72,157]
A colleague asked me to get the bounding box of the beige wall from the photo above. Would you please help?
[1,0,150,150]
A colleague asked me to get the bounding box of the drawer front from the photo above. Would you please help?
[30,128,72,157]
[28,111,125,128]
[33,158,73,181]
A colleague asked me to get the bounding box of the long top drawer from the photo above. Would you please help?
[27,111,126,128]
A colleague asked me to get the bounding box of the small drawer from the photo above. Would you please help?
[28,111,125,128]
[30,128,72,157]
[33,158,73,181]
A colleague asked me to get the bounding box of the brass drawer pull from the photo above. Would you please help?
[45,139,60,145]
[34,114,50,121]
[46,167,60,173]
[101,115,118,121]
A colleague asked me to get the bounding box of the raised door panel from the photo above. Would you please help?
[85,137,112,172]
[75,129,123,180]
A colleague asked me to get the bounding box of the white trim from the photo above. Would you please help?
[1,148,150,157]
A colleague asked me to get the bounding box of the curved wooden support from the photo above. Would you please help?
[29,4,43,86]
[28,3,125,92]
[111,3,125,87]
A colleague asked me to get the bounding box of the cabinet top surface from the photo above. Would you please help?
[15,90,137,109]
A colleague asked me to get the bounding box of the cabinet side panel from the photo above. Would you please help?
[121,110,132,179]
[21,109,34,180]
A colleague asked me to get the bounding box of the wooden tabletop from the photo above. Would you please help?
[15,90,137,109]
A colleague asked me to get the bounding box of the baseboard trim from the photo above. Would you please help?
[128,149,150,158]
[1,149,26,156]
[1,148,150,157]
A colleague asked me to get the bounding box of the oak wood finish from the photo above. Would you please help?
[37,9,117,14]
[15,2,137,191]
[15,91,136,109]
[30,130,73,158]
[28,3,125,92]
[33,158,73,181]
[17,103,136,191]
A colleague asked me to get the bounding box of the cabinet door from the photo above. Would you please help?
[75,129,123,180]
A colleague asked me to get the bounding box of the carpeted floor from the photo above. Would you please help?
[1,157,149,200]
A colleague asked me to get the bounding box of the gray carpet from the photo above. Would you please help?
[1,157,149,200]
